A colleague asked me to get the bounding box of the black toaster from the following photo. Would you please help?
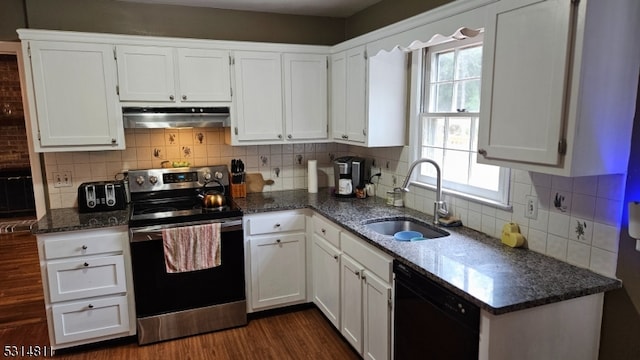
[78,181,127,213]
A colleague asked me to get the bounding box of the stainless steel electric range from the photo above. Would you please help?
[127,165,246,345]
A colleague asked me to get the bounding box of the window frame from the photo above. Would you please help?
[407,34,511,208]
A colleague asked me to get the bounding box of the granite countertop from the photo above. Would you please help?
[234,189,622,315]
[33,188,621,315]
[32,207,130,234]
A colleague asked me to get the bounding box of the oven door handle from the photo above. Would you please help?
[130,218,243,243]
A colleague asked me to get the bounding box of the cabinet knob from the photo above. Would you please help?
[355,270,360,277]
[111,138,117,144]
[83,262,89,267]
[287,134,292,139]
[478,149,487,157]
[276,239,281,243]
[81,245,87,250]
[333,255,339,260]
[169,95,175,101]
[182,95,187,101]
[275,223,281,228]
[88,304,94,309]
[321,228,326,234]
[278,134,283,139]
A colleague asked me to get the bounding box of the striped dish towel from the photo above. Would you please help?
[162,223,221,273]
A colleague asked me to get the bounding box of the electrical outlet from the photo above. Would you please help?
[525,195,538,219]
[52,171,72,188]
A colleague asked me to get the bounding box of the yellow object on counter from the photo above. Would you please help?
[501,222,525,248]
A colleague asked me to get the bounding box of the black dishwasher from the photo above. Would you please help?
[394,261,480,360]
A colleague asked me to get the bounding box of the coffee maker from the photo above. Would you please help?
[333,156,370,197]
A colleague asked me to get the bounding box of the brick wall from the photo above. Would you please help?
[0,54,29,170]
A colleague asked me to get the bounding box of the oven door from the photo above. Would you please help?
[129,218,245,318]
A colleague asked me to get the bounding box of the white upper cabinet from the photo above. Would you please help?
[230,51,328,144]
[177,48,231,102]
[26,40,124,152]
[233,51,284,142]
[116,45,175,102]
[283,53,328,141]
[478,0,640,176]
[331,45,407,147]
[116,45,231,103]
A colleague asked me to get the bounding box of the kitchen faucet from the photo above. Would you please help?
[400,158,449,225]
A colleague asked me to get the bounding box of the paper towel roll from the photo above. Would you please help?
[628,201,640,238]
[308,160,318,193]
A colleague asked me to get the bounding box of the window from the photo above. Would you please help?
[414,35,510,205]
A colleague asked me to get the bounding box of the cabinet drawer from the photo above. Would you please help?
[42,229,126,260]
[341,232,392,283]
[47,255,127,303]
[312,215,341,248]
[248,213,305,235]
[51,295,130,344]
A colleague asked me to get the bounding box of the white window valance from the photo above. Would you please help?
[364,3,488,57]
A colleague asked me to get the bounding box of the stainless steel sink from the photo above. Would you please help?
[363,218,449,239]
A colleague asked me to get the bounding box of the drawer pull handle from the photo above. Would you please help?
[81,245,88,250]
[83,262,89,267]
[321,228,326,234]
[88,304,94,309]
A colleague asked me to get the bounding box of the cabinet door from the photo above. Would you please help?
[283,53,328,141]
[345,46,367,143]
[116,45,175,102]
[46,255,127,303]
[312,234,341,329]
[177,48,231,102]
[341,254,364,354]
[478,0,574,165]
[51,295,130,344]
[249,233,306,310]
[233,51,284,141]
[28,41,123,149]
[363,271,391,360]
[331,51,347,141]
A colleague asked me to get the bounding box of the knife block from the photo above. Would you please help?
[231,183,246,198]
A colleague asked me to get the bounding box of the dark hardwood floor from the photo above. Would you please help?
[0,230,360,359]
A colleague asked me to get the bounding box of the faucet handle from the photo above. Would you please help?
[436,200,449,217]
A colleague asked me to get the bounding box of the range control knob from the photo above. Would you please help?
[214,171,223,180]
[135,176,145,186]
[203,172,212,181]
[149,176,158,185]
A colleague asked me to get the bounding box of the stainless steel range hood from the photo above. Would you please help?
[123,107,230,129]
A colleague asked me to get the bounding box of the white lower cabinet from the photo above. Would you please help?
[246,211,392,359]
[312,234,341,328]
[340,230,393,360]
[245,211,307,312]
[341,254,365,352]
[36,226,135,350]
[46,255,127,303]
[311,214,393,360]
[362,271,392,360]
[249,233,306,310]
[51,295,130,344]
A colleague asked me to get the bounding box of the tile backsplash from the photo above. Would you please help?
[348,145,624,278]
[43,133,624,278]
[43,128,345,209]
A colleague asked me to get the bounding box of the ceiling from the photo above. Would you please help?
[116,0,384,17]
